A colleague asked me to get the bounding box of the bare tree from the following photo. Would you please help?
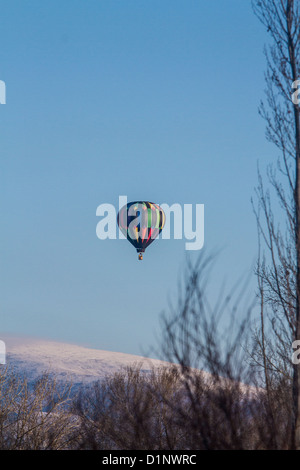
[74,364,187,450]
[157,255,259,449]
[157,254,295,449]
[251,0,300,449]
[0,367,78,449]
[72,254,298,450]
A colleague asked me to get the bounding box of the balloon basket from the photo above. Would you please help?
[138,253,143,260]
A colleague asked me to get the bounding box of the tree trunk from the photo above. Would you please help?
[290,18,300,448]
[293,94,300,448]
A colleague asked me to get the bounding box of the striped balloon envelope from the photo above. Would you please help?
[117,201,166,260]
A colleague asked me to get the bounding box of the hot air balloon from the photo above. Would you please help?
[117,201,165,260]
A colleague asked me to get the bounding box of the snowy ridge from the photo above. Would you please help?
[2,336,170,386]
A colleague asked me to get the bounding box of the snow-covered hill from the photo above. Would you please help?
[1,335,170,387]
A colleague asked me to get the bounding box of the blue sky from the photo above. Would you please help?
[0,1,276,357]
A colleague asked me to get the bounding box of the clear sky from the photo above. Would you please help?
[0,0,276,357]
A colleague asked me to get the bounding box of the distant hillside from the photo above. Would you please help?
[1,335,170,388]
